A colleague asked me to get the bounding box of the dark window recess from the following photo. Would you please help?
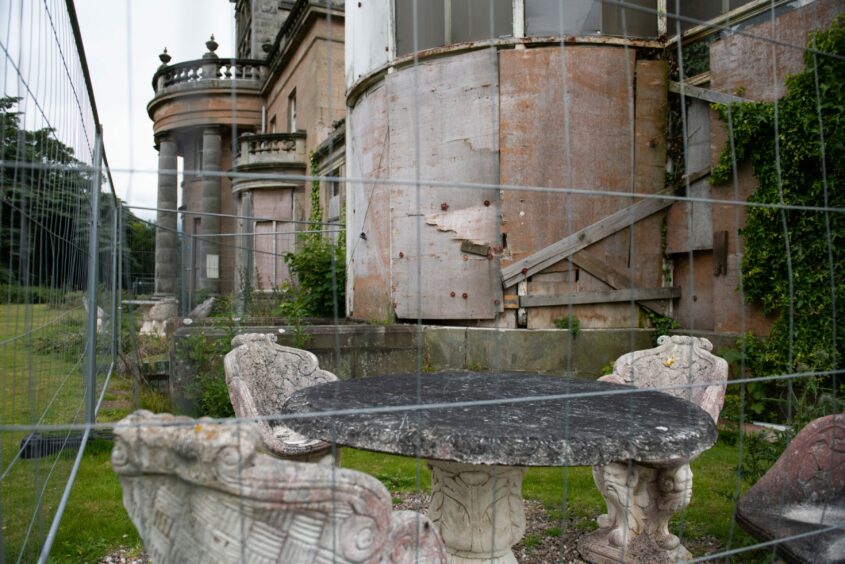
[395,0,512,57]
[525,0,601,36]
[395,0,446,56]
[600,0,658,38]
[525,0,657,38]
[451,0,512,43]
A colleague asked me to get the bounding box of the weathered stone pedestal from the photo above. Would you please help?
[428,460,526,564]
[578,460,694,563]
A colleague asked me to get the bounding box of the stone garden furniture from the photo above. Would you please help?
[112,410,447,564]
[578,335,729,563]
[138,297,178,336]
[283,371,717,564]
[224,333,339,464]
[736,413,845,563]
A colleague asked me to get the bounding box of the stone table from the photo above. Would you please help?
[283,371,717,564]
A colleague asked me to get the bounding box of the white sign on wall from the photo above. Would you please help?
[207,254,219,279]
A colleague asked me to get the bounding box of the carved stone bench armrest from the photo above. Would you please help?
[385,511,448,563]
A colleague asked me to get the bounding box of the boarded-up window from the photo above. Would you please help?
[395,0,512,56]
[525,0,657,38]
[326,169,342,243]
[252,190,294,290]
[253,221,294,290]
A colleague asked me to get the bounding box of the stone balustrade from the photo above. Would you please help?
[151,58,267,96]
[235,132,307,167]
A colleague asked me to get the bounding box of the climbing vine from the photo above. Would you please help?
[712,16,844,423]
[279,152,346,318]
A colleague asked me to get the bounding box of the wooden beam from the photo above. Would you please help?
[520,287,681,308]
[568,251,632,291]
[502,193,673,288]
[668,81,751,105]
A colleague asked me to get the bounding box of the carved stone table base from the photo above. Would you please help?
[427,460,526,564]
[578,461,694,563]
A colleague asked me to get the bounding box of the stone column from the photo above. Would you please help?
[199,127,222,293]
[154,134,178,296]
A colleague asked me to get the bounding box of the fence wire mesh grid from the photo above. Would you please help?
[0,0,842,562]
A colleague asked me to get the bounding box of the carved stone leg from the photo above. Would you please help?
[427,460,526,564]
[647,464,693,556]
[578,462,694,563]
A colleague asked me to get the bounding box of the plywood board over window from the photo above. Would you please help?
[252,190,294,290]
[387,49,501,320]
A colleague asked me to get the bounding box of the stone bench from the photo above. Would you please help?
[736,413,845,563]
[224,333,339,463]
[112,410,446,563]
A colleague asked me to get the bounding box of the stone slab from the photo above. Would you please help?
[283,371,717,467]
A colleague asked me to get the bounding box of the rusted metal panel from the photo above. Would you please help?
[631,59,669,296]
[500,47,636,267]
[346,83,392,321]
[386,49,501,320]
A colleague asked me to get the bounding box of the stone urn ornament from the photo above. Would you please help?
[203,34,219,59]
[158,48,170,69]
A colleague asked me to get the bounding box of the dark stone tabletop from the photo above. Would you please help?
[282,371,718,467]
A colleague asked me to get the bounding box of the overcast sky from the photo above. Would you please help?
[75,0,235,220]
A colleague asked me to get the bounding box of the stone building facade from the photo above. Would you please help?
[148,0,345,303]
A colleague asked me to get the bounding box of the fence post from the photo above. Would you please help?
[110,198,119,364]
[84,134,103,425]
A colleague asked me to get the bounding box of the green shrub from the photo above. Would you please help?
[182,331,235,418]
[553,315,580,336]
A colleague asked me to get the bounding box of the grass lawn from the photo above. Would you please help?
[36,425,771,562]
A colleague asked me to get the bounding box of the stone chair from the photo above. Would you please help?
[736,413,845,564]
[578,335,729,563]
[112,410,447,564]
[224,333,338,464]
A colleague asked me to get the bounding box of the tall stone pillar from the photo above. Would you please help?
[154,134,178,296]
[199,127,222,294]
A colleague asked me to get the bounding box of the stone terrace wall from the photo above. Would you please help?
[170,325,740,415]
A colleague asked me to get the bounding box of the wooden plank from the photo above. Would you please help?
[502,193,673,288]
[520,287,681,308]
[668,81,751,105]
[569,251,633,290]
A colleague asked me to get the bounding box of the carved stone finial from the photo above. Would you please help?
[158,47,171,65]
[205,34,218,53]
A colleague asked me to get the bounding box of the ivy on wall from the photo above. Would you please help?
[712,16,844,421]
[281,152,346,318]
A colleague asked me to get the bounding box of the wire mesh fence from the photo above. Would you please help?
[0,0,843,562]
